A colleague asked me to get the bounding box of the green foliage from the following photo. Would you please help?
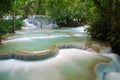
[36,0,92,26]
[24,1,38,15]
[0,20,8,35]
[37,0,45,15]
[0,19,23,35]
[106,31,120,54]
[15,19,23,30]
[0,0,15,15]
[45,0,72,26]
[12,0,25,15]
[86,16,112,40]
[107,32,120,44]
[87,0,120,54]
[0,20,12,34]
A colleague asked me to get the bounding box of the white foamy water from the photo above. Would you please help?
[22,16,58,29]
[0,49,110,80]
[95,53,120,80]
[0,16,120,80]
[22,19,37,29]
[3,35,70,43]
[71,25,88,32]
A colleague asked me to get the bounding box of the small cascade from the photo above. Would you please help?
[0,45,58,61]
[0,42,111,61]
[0,15,120,80]
[22,19,37,29]
[0,40,120,80]
[0,49,111,80]
[22,15,58,29]
[0,43,86,61]
[94,54,120,80]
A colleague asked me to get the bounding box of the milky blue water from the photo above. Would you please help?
[0,18,119,80]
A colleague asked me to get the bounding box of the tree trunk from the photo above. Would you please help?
[92,0,110,15]
[111,0,117,31]
[12,11,15,33]
[111,16,118,31]
[0,36,2,45]
[22,14,28,20]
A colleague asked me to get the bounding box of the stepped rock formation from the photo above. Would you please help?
[0,43,95,61]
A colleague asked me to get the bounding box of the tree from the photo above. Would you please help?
[0,0,15,19]
[0,0,15,44]
[22,0,38,19]
[92,0,120,31]
[88,0,120,54]
[9,0,38,33]
[37,0,46,15]
[42,0,88,27]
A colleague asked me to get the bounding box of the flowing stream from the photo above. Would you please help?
[0,16,120,80]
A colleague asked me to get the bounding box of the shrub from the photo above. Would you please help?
[15,19,23,30]
[86,16,111,41]
[0,19,23,35]
[86,15,120,55]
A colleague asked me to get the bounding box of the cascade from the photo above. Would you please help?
[22,15,58,29]
[95,54,120,80]
[0,16,120,80]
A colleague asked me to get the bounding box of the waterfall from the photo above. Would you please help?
[0,42,120,80]
[0,18,120,80]
[22,15,58,29]
[94,53,120,80]
[0,49,111,80]
[22,19,37,29]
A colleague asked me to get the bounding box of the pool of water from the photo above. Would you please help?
[0,25,100,80]
[1,35,86,52]
[0,26,89,52]
[0,21,120,80]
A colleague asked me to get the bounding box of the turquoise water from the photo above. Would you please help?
[0,27,89,52]
[0,16,119,80]
[1,36,85,52]
[0,26,119,80]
